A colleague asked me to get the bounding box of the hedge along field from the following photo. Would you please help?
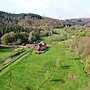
[0,43,88,90]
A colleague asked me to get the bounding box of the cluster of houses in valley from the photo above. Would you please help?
[0,41,46,51]
[26,41,46,51]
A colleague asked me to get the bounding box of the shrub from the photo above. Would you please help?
[1,32,29,45]
[70,36,90,59]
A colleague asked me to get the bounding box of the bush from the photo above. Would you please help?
[70,36,90,59]
[84,56,90,75]
[1,32,29,45]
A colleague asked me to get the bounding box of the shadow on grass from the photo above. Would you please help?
[69,57,80,60]
[35,46,50,54]
[0,47,12,52]
[51,79,65,83]
[61,65,71,70]
[26,86,34,90]
[44,46,50,53]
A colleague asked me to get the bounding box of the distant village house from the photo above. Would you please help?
[26,41,46,51]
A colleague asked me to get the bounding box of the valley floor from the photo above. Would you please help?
[0,43,88,90]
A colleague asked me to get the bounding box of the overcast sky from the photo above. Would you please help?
[0,0,90,19]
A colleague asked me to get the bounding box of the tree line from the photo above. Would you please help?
[0,23,30,38]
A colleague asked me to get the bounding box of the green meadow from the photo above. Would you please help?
[0,43,88,90]
[0,48,14,69]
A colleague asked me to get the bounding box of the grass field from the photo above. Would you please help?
[0,43,88,90]
[0,48,13,61]
[0,48,27,70]
[0,48,14,69]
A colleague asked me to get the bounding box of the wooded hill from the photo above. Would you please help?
[0,11,90,30]
[0,11,63,29]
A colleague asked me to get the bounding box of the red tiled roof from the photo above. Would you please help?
[26,44,35,48]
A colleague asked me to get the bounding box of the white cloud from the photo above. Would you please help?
[1,0,90,19]
[15,0,78,14]
[15,0,49,12]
